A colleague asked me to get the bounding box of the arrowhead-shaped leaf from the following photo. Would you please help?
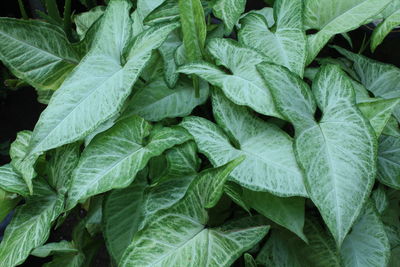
[120,159,269,267]
[0,180,64,266]
[212,0,246,34]
[0,18,80,90]
[258,63,377,246]
[181,90,307,196]
[27,0,179,155]
[66,115,191,210]
[179,38,282,117]
[304,0,392,64]
[238,0,306,76]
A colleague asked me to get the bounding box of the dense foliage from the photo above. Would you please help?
[1,0,400,266]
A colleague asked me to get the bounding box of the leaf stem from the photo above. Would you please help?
[63,0,72,41]
[18,0,28,19]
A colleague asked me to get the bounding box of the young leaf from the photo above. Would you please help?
[0,164,30,197]
[238,0,306,76]
[377,135,400,189]
[0,189,19,223]
[74,6,105,39]
[10,131,40,193]
[212,0,246,34]
[340,201,390,267]
[178,38,282,118]
[304,0,392,64]
[0,18,80,90]
[66,116,191,210]
[358,98,400,137]
[121,77,209,122]
[159,30,181,88]
[0,180,64,266]
[31,241,78,257]
[258,63,377,246]
[181,90,307,197]
[27,0,179,155]
[120,160,269,267]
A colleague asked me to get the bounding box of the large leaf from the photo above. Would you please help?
[178,38,282,118]
[0,180,64,267]
[242,189,306,241]
[258,63,377,246]
[120,159,270,267]
[377,135,400,189]
[212,0,246,34]
[181,90,307,197]
[238,0,306,76]
[0,18,80,90]
[340,201,390,267]
[0,164,30,197]
[334,46,400,122]
[66,116,191,210]
[9,131,39,193]
[304,0,392,63]
[121,76,209,121]
[27,0,179,155]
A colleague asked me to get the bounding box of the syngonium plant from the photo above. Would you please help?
[0,0,400,266]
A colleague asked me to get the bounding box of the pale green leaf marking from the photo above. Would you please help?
[212,0,246,34]
[238,0,306,76]
[258,63,377,246]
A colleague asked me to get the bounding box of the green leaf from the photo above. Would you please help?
[0,164,30,197]
[181,90,307,197]
[74,6,105,40]
[145,0,181,25]
[383,116,400,137]
[46,142,81,193]
[244,253,257,267]
[258,63,377,246]
[304,0,392,64]
[372,185,389,215]
[120,160,269,267]
[0,188,19,223]
[0,180,64,266]
[377,135,400,189]
[103,170,148,262]
[178,0,206,62]
[31,241,78,258]
[10,131,40,193]
[238,0,306,76]
[66,116,190,210]
[340,201,390,267]
[371,9,400,51]
[121,76,209,122]
[27,0,179,155]
[334,46,400,121]
[302,216,342,267]
[159,30,181,88]
[212,0,246,34]
[358,98,400,137]
[256,229,306,267]
[0,18,80,90]
[242,189,307,241]
[178,38,282,118]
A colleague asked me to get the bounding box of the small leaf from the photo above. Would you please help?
[371,9,400,51]
[212,0,246,34]
[377,135,400,189]
[0,164,30,197]
[31,241,78,258]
